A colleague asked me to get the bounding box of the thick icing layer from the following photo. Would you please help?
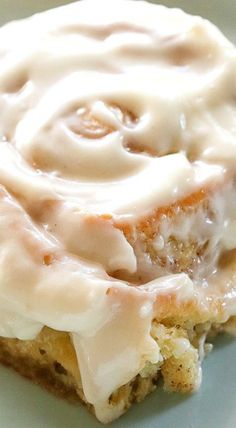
[0,0,236,421]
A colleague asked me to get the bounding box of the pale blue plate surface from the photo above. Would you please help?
[0,1,235,427]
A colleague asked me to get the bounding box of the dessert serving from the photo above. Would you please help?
[0,0,236,423]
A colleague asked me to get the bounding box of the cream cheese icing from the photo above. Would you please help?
[0,0,236,422]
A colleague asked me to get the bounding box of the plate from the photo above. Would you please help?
[0,1,236,428]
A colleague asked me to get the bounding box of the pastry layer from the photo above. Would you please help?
[0,0,236,422]
[0,320,232,423]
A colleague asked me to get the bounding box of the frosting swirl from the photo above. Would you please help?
[0,0,236,421]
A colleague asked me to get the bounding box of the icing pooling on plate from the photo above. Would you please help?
[0,0,236,421]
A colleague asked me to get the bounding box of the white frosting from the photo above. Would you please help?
[0,0,236,421]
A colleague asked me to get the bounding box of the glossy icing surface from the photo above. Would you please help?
[0,0,236,421]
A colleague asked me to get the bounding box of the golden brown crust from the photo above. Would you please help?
[0,340,80,404]
[0,182,233,423]
[0,327,159,420]
[113,186,223,288]
[0,319,232,423]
